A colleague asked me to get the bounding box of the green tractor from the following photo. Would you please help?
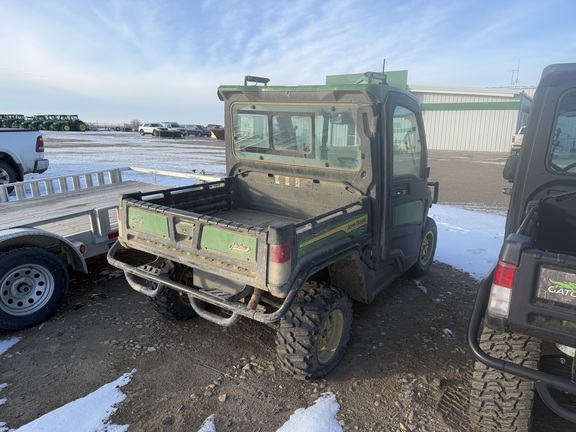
[38,115,58,130]
[18,116,36,129]
[4,114,25,128]
[49,115,88,132]
[28,115,50,130]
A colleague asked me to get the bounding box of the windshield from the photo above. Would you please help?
[232,103,362,171]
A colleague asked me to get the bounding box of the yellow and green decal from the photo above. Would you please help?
[298,214,368,256]
[128,207,169,238]
[200,226,257,261]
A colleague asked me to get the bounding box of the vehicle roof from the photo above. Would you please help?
[217,82,419,105]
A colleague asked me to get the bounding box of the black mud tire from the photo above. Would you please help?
[0,160,18,193]
[148,286,197,320]
[76,121,87,132]
[469,325,541,432]
[276,282,352,380]
[0,247,69,331]
[408,216,437,277]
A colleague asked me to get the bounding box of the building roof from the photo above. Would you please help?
[408,85,534,100]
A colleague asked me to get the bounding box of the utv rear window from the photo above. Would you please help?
[549,90,576,173]
[232,103,361,171]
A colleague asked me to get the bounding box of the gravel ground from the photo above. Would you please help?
[0,134,573,431]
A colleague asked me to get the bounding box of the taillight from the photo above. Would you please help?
[269,243,291,264]
[268,243,292,286]
[487,260,516,318]
[36,135,45,153]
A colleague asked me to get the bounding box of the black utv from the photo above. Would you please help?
[468,63,576,430]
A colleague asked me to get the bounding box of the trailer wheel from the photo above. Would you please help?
[0,160,17,192]
[276,282,352,380]
[148,286,196,320]
[469,325,540,432]
[0,247,69,331]
[408,216,437,277]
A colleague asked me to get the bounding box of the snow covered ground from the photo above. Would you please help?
[0,131,506,431]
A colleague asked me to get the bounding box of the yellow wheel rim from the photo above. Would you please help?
[317,309,345,364]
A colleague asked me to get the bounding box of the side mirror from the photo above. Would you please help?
[503,154,520,182]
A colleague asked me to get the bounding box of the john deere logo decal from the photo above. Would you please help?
[547,279,576,298]
[130,215,144,225]
[230,242,251,253]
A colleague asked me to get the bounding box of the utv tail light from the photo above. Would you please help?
[36,135,45,152]
[269,243,291,264]
[487,260,516,318]
[268,243,292,286]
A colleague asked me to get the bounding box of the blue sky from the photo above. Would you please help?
[1,0,575,125]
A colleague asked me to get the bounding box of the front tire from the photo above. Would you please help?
[408,216,437,277]
[0,247,69,331]
[276,282,352,380]
[469,325,541,432]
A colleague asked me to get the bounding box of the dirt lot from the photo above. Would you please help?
[0,141,573,431]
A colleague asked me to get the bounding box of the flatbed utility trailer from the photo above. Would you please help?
[0,167,218,331]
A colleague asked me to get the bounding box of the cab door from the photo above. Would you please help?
[384,93,431,269]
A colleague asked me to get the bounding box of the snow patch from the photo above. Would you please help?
[0,338,21,356]
[277,392,342,432]
[6,369,136,432]
[429,205,504,280]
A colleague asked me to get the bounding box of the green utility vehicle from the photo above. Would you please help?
[108,73,439,379]
[469,64,576,430]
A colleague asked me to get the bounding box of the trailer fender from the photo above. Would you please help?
[0,227,88,273]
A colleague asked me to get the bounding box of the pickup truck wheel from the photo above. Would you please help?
[276,282,352,380]
[0,160,17,192]
[0,247,69,331]
[408,216,437,277]
[148,286,196,320]
[469,325,541,432]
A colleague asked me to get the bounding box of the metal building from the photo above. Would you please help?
[408,86,533,152]
[326,70,535,153]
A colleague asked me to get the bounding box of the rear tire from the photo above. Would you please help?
[469,325,541,432]
[0,247,69,331]
[149,286,196,320]
[408,216,437,277]
[0,160,18,193]
[276,282,352,380]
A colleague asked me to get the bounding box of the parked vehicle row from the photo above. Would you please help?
[138,122,213,138]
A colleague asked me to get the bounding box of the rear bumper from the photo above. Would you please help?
[33,158,49,174]
[468,269,576,422]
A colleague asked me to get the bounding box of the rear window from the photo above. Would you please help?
[549,89,576,173]
[232,103,362,171]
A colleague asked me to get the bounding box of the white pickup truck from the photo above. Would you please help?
[0,128,49,185]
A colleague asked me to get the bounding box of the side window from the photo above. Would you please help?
[392,106,422,177]
[549,90,576,173]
